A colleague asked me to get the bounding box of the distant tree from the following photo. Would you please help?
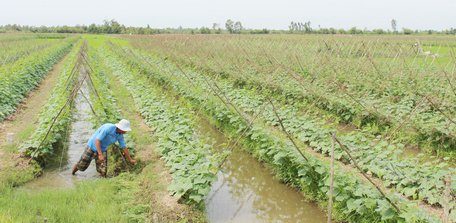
[445,28,456,34]
[373,28,385,34]
[110,20,122,33]
[144,24,154,34]
[11,24,21,31]
[225,19,235,33]
[289,21,311,33]
[200,27,211,34]
[234,21,243,34]
[303,21,312,33]
[87,23,98,33]
[319,28,329,34]
[176,26,183,33]
[101,20,111,33]
[338,28,347,34]
[250,28,269,34]
[100,19,123,34]
[288,21,294,33]
[349,27,362,34]
[38,26,50,33]
[403,28,413,35]
[299,22,304,31]
[391,19,397,33]
[212,23,222,34]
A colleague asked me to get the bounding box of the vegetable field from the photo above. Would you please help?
[0,34,454,223]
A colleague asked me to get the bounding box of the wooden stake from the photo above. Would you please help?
[333,136,401,213]
[443,175,451,223]
[327,132,336,223]
[268,98,308,162]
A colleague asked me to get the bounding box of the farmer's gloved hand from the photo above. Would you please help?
[129,159,137,165]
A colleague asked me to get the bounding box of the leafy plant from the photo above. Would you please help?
[99,45,219,205]
[108,42,444,222]
[20,41,81,163]
[0,37,78,121]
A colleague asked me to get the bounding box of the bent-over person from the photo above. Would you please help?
[72,119,136,177]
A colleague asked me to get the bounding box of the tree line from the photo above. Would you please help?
[1,19,455,35]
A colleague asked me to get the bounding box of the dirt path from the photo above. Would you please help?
[0,52,70,169]
[107,73,200,222]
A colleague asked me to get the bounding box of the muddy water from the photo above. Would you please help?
[21,74,97,191]
[197,118,327,223]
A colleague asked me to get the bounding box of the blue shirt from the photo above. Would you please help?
[88,123,126,153]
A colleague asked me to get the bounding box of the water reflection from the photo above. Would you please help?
[21,74,97,191]
[200,118,326,223]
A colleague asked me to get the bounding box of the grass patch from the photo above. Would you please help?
[0,157,206,223]
[0,160,41,192]
[0,173,145,223]
[1,122,32,153]
[0,125,41,190]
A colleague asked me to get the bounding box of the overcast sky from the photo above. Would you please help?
[1,0,455,30]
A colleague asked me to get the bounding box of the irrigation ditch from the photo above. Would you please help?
[105,39,452,222]
[21,63,97,191]
[20,41,116,191]
[197,116,327,222]
[3,36,453,222]
[101,42,331,222]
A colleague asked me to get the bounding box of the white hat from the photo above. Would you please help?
[115,119,132,132]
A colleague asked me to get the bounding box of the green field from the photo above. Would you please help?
[0,34,454,222]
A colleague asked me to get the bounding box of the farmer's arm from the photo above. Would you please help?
[96,139,103,161]
[119,136,136,165]
[95,127,109,161]
[122,148,136,165]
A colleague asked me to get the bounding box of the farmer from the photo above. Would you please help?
[72,119,137,177]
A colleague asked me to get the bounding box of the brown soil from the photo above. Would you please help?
[134,113,190,220]
[0,52,70,170]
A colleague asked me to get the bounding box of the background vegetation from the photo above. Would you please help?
[1,19,455,35]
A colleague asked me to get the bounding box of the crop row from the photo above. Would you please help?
[20,41,81,163]
[219,52,454,156]
[85,42,122,125]
[129,43,455,202]
[201,56,454,157]
[132,46,455,212]
[164,60,455,207]
[128,35,454,108]
[0,37,62,65]
[0,37,78,122]
[85,39,144,172]
[98,44,220,205]
[108,42,443,222]
[128,37,455,157]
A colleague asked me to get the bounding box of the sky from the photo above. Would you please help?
[1,0,455,30]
